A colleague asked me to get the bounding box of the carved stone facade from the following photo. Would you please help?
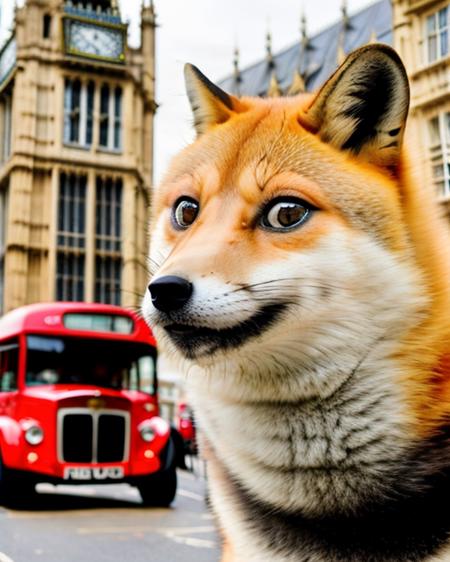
[0,0,156,314]
[393,0,450,218]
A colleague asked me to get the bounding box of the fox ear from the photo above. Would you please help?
[184,64,243,135]
[301,44,409,169]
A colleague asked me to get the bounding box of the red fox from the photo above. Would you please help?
[143,44,450,561]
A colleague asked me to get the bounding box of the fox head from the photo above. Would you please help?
[144,45,450,440]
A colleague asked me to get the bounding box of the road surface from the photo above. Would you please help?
[0,467,220,562]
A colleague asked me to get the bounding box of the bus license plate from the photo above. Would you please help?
[64,466,124,480]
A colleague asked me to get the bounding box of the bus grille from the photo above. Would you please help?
[59,409,129,463]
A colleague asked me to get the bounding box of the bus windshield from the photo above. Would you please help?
[25,335,156,394]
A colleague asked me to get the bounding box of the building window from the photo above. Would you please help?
[56,253,85,302]
[86,81,95,146]
[99,84,109,147]
[63,80,121,151]
[43,14,51,39]
[428,113,450,197]
[56,172,86,301]
[95,256,121,305]
[65,78,80,143]
[0,93,12,165]
[114,87,122,149]
[99,84,122,150]
[95,176,122,304]
[426,7,449,63]
[64,78,95,147]
[95,177,122,252]
[0,189,7,315]
[57,173,87,248]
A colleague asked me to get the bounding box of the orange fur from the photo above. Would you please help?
[155,88,450,438]
[148,46,450,560]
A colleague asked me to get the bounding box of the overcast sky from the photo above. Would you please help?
[1,0,375,181]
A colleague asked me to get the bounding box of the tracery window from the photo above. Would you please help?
[64,79,122,151]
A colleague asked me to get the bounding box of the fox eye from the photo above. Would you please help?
[261,198,312,231]
[172,197,199,229]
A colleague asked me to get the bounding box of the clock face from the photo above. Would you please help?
[67,20,125,62]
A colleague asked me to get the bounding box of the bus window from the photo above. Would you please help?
[138,355,156,395]
[128,351,157,394]
[0,340,19,392]
[129,362,139,391]
[25,335,156,393]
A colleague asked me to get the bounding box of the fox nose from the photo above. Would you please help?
[148,275,193,312]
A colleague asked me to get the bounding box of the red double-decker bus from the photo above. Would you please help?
[0,302,178,506]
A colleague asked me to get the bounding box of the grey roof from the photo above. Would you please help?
[218,0,392,96]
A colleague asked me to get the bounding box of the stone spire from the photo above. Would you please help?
[295,7,310,95]
[287,69,306,95]
[341,0,350,30]
[141,0,155,11]
[300,10,309,49]
[266,29,274,68]
[141,0,156,27]
[337,0,351,65]
[233,46,241,84]
[111,0,120,16]
[337,31,346,65]
[267,71,281,97]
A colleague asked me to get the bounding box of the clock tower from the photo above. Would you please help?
[0,0,156,313]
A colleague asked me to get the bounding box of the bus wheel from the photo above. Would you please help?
[5,480,37,506]
[137,467,177,507]
[0,463,36,505]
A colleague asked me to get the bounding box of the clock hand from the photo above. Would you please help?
[83,38,101,56]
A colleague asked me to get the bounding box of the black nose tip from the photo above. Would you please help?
[148,275,193,312]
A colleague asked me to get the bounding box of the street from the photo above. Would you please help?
[0,466,220,562]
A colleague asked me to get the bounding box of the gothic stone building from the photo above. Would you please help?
[220,0,450,219]
[394,0,450,217]
[0,0,156,314]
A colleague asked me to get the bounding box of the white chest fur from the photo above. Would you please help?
[149,230,430,558]
[180,234,427,516]
[188,348,413,517]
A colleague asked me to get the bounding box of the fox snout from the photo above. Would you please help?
[145,268,291,360]
[148,275,193,312]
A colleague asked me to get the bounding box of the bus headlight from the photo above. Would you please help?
[25,425,44,446]
[139,424,156,443]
